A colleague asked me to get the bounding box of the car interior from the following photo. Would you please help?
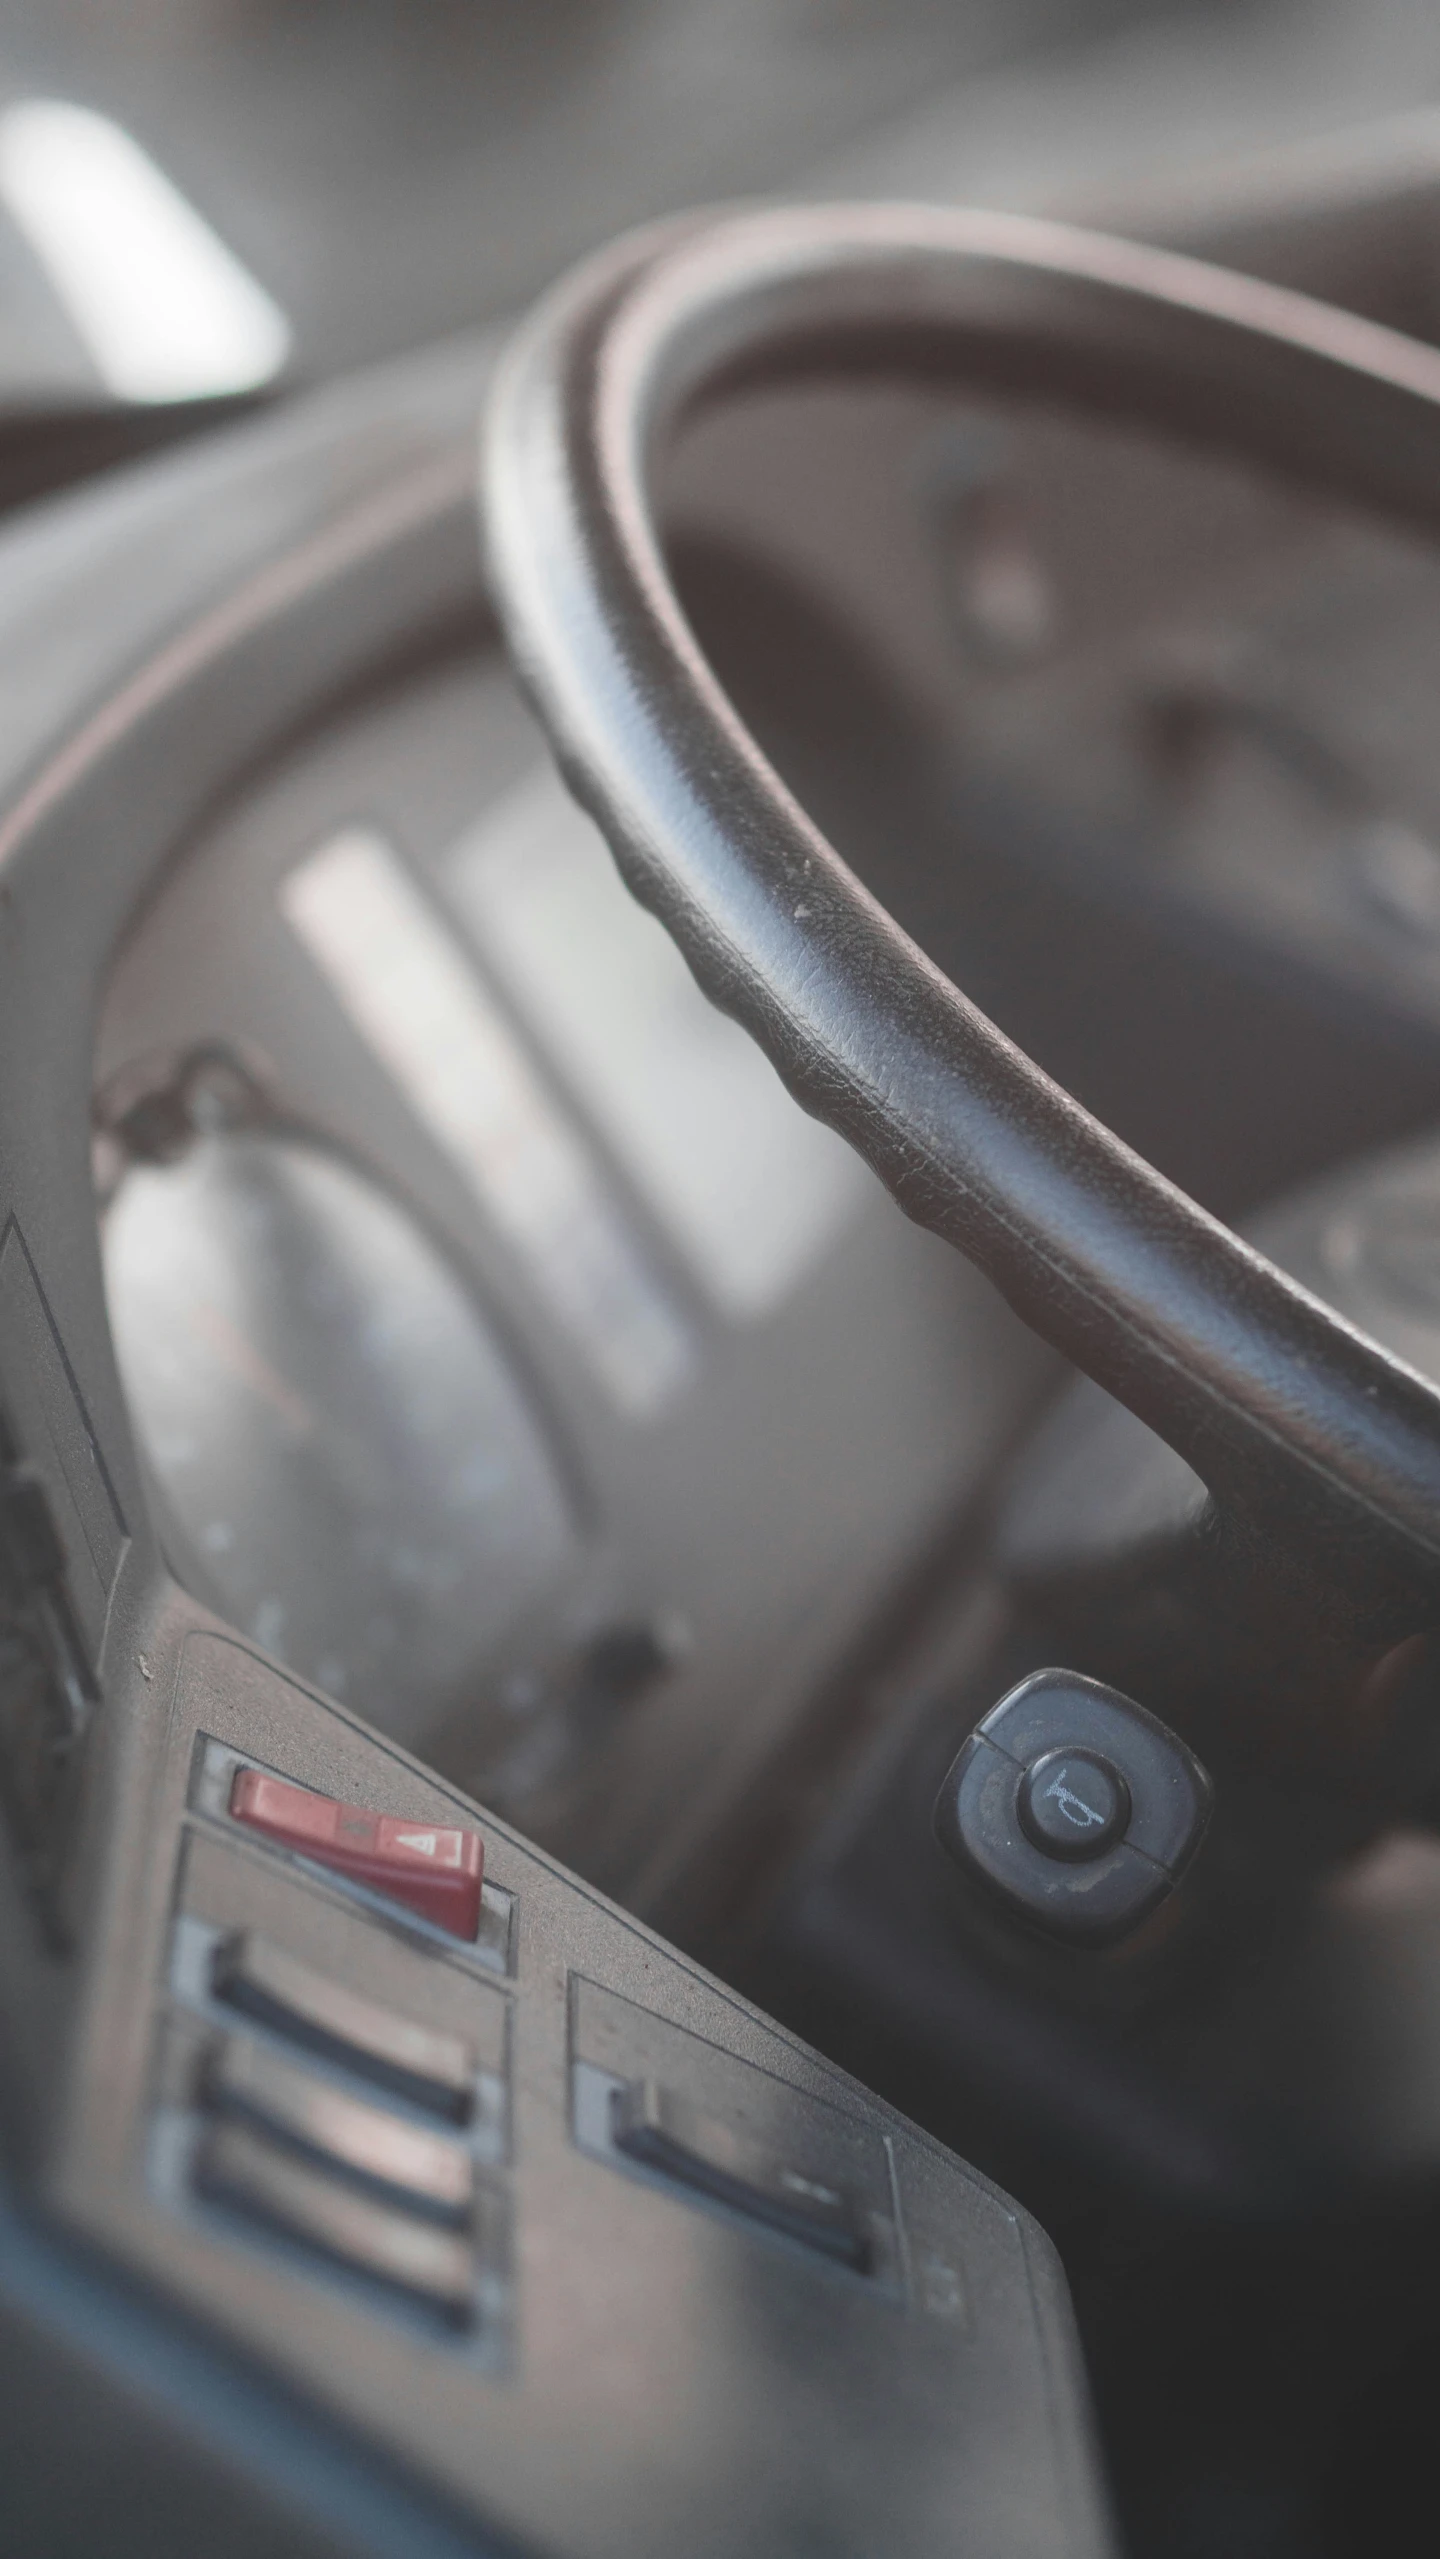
[9,7,1440,2557]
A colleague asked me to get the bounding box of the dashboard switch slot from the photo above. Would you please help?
[610,2077,870,2272]
[193,2118,478,2325]
[228,1767,485,1938]
[203,2033,474,2221]
[211,1930,476,2122]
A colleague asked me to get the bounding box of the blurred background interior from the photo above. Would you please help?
[2,0,1440,497]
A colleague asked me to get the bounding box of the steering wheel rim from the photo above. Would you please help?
[482,201,1440,1667]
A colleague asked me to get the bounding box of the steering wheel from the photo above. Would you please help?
[483,203,1440,1802]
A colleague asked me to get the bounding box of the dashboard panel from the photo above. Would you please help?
[56,1620,1103,2559]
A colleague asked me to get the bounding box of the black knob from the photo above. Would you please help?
[933,1669,1212,1944]
[1019,1749,1130,1861]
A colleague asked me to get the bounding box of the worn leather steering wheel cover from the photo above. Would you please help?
[483,203,1440,1624]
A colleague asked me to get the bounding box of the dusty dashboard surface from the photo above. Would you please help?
[51,1617,1103,2559]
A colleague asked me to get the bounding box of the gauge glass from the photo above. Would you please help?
[104,1131,576,1742]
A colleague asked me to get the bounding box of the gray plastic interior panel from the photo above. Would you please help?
[54,1615,1110,2559]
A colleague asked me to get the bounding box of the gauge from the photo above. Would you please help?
[104,1128,576,1744]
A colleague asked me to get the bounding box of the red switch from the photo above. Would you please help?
[229,1769,484,1940]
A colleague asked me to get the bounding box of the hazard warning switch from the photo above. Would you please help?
[229,1768,485,1940]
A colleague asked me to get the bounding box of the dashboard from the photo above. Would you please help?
[6,72,1440,2559]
